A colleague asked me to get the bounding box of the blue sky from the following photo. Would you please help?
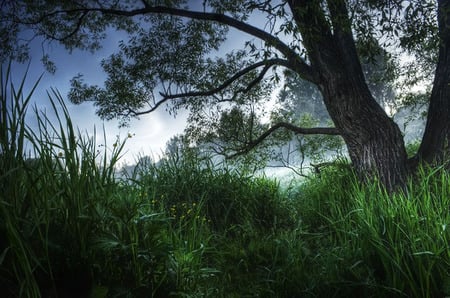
[7,3,281,168]
[10,27,191,166]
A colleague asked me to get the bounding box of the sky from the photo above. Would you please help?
[12,46,189,167]
[9,14,203,167]
[7,3,276,168]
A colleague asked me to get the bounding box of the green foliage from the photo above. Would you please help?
[3,0,434,120]
[0,63,42,298]
[2,67,449,297]
[0,68,171,297]
[129,148,294,234]
[0,67,295,297]
[295,161,450,297]
[3,1,444,184]
[406,140,421,157]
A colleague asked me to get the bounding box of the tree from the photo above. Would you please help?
[2,0,449,190]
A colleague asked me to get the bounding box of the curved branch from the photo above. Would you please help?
[29,5,318,83]
[44,10,88,41]
[132,58,288,116]
[227,122,342,158]
[241,61,271,93]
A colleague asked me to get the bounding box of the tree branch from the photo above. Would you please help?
[227,122,342,158]
[43,10,88,42]
[131,58,288,116]
[29,4,318,83]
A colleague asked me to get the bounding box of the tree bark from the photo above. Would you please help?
[416,0,450,166]
[290,0,409,190]
[320,75,409,190]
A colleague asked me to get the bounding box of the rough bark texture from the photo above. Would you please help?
[416,0,450,166]
[289,0,409,190]
[322,79,409,189]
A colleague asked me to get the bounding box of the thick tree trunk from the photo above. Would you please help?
[289,0,409,190]
[416,0,450,165]
[320,66,409,191]
[320,77,409,190]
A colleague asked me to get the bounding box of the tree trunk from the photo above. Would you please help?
[320,76,409,190]
[290,0,409,190]
[416,0,450,165]
[319,59,409,191]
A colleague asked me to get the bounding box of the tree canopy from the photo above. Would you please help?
[1,0,448,190]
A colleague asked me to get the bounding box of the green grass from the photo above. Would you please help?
[294,162,450,297]
[1,66,449,297]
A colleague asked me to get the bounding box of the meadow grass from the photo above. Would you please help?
[1,67,449,297]
[295,162,450,297]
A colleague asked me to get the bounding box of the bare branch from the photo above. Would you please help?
[227,122,342,158]
[266,141,310,177]
[266,163,309,178]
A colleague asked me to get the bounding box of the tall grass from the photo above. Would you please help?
[0,66,172,297]
[0,65,128,296]
[0,64,43,297]
[0,66,294,297]
[295,162,450,297]
[1,66,449,297]
[129,151,294,234]
[124,150,297,296]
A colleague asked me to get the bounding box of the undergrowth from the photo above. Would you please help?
[1,67,449,297]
